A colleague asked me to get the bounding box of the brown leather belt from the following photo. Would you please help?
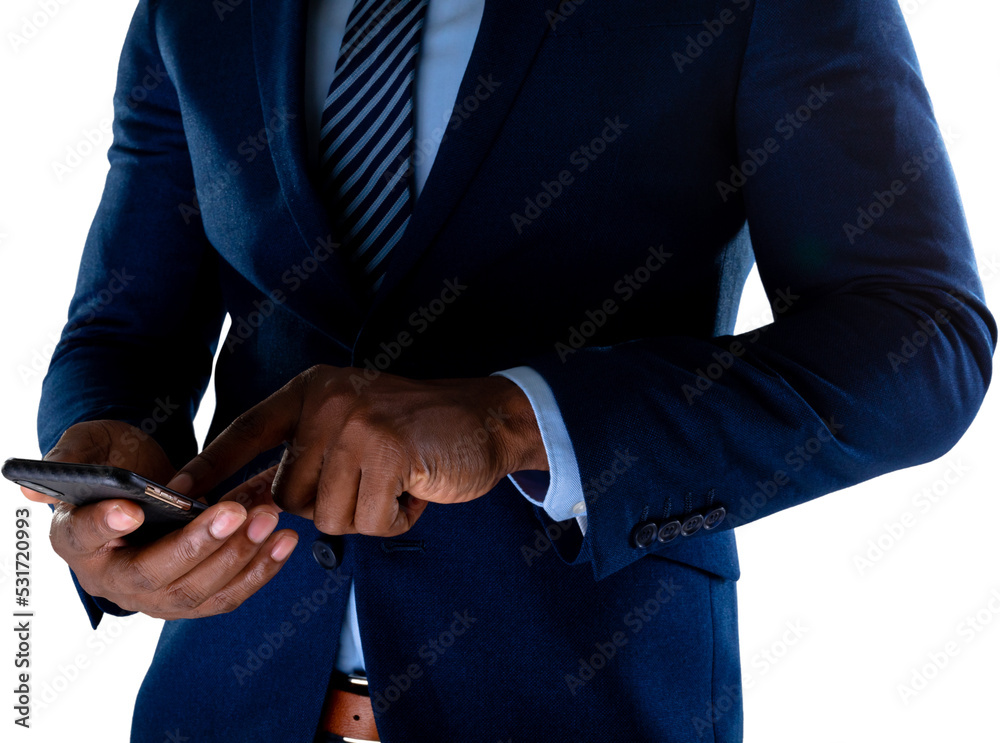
[319,675,379,742]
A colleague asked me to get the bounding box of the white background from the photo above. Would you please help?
[1,1,998,741]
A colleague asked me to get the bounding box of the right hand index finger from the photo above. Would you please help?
[166,378,304,498]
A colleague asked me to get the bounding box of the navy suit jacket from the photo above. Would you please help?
[38,0,995,740]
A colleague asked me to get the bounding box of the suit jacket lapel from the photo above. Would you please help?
[250,0,554,340]
[250,0,366,337]
[364,0,555,318]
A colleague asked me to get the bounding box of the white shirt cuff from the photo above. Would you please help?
[492,366,587,534]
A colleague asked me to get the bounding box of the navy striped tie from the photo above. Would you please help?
[319,0,430,294]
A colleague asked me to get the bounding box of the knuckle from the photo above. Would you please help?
[93,552,126,593]
[302,364,324,381]
[302,363,335,387]
[114,596,141,613]
[49,526,73,561]
[84,567,123,601]
[354,513,385,537]
[317,391,351,428]
[207,542,246,576]
[313,507,350,535]
[128,558,162,593]
[173,531,207,567]
[243,559,270,589]
[229,409,266,442]
[164,581,207,611]
[49,506,79,554]
[341,411,370,437]
[208,590,243,615]
[74,571,103,598]
[188,450,219,477]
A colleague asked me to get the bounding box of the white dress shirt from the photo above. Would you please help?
[305,0,586,674]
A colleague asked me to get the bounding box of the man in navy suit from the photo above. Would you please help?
[21,0,995,740]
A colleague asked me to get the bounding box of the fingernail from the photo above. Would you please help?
[107,506,139,531]
[247,512,278,544]
[270,535,297,561]
[210,509,245,539]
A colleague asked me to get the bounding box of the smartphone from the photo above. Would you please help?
[2,458,208,542]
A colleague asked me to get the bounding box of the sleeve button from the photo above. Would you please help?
[703,506,727,530]
[657,520,682,544]
[632,521,658,549]
[681,514,704,537]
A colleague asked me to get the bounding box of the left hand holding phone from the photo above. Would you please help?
[20,420,299,619]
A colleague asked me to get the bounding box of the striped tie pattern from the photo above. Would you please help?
[319,0,430,294]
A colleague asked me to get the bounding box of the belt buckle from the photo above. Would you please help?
[347,673,369,692]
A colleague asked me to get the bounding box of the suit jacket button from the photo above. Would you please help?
[657,520,682,544]
[311,537,342,570]
[681,514,704,537]
[632,521,658,549]
[703,506,727,530]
